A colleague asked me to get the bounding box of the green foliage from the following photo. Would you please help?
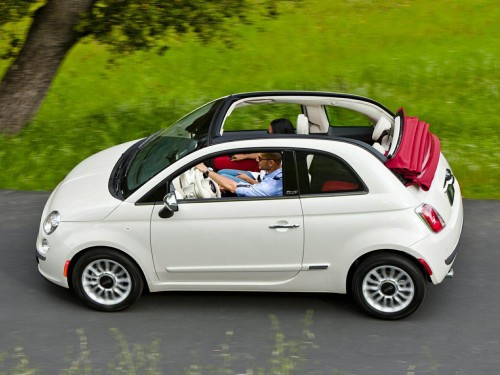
[0,0,35,26]
[106,328,161,375]
[0,0,296,60]
[0,0,39,59]
[60,329,94,375]
[186,311,317,374]
[0,312,329,375]
[224,103,301,131]
[0,346,37,375]
[267,310,317,375]
[0,0,498,198]
[78,0,276,53]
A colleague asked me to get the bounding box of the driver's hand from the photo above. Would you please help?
[195,163,207,173]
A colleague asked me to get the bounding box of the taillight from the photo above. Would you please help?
[416,204,446,233]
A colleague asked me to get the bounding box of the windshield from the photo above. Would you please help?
[124,99,223,195]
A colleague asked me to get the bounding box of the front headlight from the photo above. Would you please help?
[43,211,60,235]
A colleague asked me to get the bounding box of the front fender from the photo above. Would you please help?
[37,203,157,287]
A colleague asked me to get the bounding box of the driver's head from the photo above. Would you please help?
[257,152,282,172]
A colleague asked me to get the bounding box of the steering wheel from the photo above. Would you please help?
[193,168,221,198]
[176,168,221,199]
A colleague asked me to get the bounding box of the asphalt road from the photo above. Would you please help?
[1,190,499,375]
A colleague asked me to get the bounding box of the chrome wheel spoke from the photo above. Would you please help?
[393,294,404,305]
[362,265,415,313]
[113,288,126,298]
[82,259,132,305]
[106,290,115,301]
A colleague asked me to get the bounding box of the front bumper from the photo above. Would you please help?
[36,232,70,288]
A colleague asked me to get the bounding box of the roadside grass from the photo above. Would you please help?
[0,312,320,375]
[0,0,498,198]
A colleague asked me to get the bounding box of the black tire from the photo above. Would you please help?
[351,254,426,319]
[71,249,144,312]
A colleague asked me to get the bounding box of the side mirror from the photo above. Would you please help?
[159,192,179,218]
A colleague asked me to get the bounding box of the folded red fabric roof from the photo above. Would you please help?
[385,109,440,191]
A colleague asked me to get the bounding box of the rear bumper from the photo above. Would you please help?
[445,243,459,265]
[412,195,464,284]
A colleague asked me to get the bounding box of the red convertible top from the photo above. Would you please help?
[385,109,440,191]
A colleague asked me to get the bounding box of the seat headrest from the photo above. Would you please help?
[296,114,309,134]
[388,116,401,157]
[372,117,392,141]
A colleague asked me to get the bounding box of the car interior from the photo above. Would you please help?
[170,96,397,200]
[217,96,401,158]
[171,148,365,200]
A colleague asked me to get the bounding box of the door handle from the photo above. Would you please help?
[269,224,300,229]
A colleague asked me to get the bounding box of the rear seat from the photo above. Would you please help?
[372,117,392,154]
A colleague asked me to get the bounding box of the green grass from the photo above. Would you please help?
[0,312,319,375]
[1,0,499,198]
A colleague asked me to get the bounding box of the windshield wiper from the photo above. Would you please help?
[114,141,142,197]
[112,156,127,197]
[138,130,161,149]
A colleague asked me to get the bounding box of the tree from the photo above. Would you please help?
[0,0,290,135]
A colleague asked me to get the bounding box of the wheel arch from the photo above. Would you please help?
[67,246,150,293]
[346,249,430,295]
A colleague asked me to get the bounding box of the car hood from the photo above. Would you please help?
[45,140,138,222]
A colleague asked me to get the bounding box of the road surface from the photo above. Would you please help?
[0,190,499,374]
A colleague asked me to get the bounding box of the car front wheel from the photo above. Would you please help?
[351,254,426,319]
[71,249,144,312]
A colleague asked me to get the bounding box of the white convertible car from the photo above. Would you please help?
[36,91,463,319]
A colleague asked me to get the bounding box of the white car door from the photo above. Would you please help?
[150,196,304,285]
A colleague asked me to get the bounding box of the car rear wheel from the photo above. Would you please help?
[71,249,144,312]
[352,254,426,319]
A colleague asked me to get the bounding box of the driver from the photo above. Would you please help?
[195,152,282,197]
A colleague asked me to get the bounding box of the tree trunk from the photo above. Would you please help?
[0,0,96,135]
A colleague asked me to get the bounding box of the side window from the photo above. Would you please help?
[137,149,300,203]
[325,106,374,127]
[223,103,300,131]
[296,151,365,195]
[167,150,298,200]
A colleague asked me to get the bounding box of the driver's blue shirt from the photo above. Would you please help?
[235,168,283,197]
